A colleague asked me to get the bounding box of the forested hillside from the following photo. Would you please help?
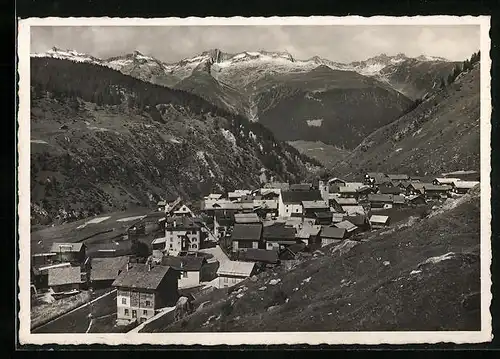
[30,58,321,225]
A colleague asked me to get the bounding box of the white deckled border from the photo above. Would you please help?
[17,15,492,346]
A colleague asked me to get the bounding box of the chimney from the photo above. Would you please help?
[126,262,130,271]
[148,262,152,271]
[173,220,177,228]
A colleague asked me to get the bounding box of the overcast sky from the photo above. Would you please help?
[30,25,480,63]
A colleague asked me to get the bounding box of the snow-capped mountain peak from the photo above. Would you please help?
[31,47,101,64]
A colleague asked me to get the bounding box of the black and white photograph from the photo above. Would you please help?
[17,16,492,345]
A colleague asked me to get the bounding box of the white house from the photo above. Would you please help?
[278,190,323,218]
[161,256,208,289]
[216,260,256,288]
[164,217,203,255]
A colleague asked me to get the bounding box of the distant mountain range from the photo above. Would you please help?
[33,48,459,150]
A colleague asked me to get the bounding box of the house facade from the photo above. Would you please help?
[50,242,86,265]
[231,223,263,252]
[164,217,204,254]
[216,260,256,288]
[48,265,86,293]
[278,190,323,218]
[161,256,208,289]
[113,262,179,324]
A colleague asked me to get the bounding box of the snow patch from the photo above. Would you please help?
[221,129,237,148]
[31,139,48,144]
[419,252,455,266]
[395,148,403,153]
[76,216,111,229]
[306,119,323,127]
[116,215,146,222]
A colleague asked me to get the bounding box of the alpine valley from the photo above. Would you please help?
[30,48,478,224]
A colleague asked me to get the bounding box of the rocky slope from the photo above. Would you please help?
[30,57,320,225]
[144,186,480,332]
[332,62,480,179]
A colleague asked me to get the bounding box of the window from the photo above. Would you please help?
[223,277,228,283]
[124,309,129,316]
[192,244,197,249]
[232,278,237,283]
[132,310,137,318]
[145,300,151,307]
[143,310,148,315]
[121,298,127,305]
[183,271,188,278]
[296,208,299,212]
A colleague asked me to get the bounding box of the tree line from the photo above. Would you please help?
[440,51,480,88]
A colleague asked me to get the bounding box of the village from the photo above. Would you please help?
[30,170,480,332]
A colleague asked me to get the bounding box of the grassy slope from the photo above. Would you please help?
[333,64,480,178]
[288,140,351,169]
[150,187,480,332]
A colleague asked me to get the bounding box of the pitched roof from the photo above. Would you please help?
[314,212,333,219]
[296,225,322,239]
[423,184,452,191]
[263,223,296,240]
[284,217,316,227]
[50,242,84,253]
[112,263,173,290]
[453,181,480,189]
[327,177,346,184]
[434,177,461,184]
[48,266,83,286]
[90,256,129,282]
[393,195,406,204]
[334,220,358,232]
[231,223,263,241]
[387,174,409,181]
[165,216,201,230]
[320,226,347,239]
[368,194,394,202]
[332,213,345,223]
[264,182,290,191]
[333,197,358,205]
[161,256,206,271]
[238,248,279,264]
[234,213,261,224]
[342,205,365,215]
[370,215,390,224]
[301,200,329,209]
[407,194,425,201]
[217,260,255,277]
[281,190,322,204]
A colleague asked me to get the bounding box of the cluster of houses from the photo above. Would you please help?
[30,170,479,327]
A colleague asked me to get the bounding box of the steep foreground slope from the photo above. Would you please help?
[30,58,320,225]
[332,63,480,178]
[145,186,480,332]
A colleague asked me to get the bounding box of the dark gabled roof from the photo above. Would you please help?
[344,215,368,227]
[378,186,402,195]
[238,248,279,264]
[90,256,129,282]
[424,184,452,191]
[165,216,201,230]
[281,190,322,204]
[368,194,394,202]
[290,183,313,191]
[231,223,263,241]
[112,263,173,290]
[263,223,296,240]
[315,212,333,219]
[161,256,206,271]
[320,226,347,239]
